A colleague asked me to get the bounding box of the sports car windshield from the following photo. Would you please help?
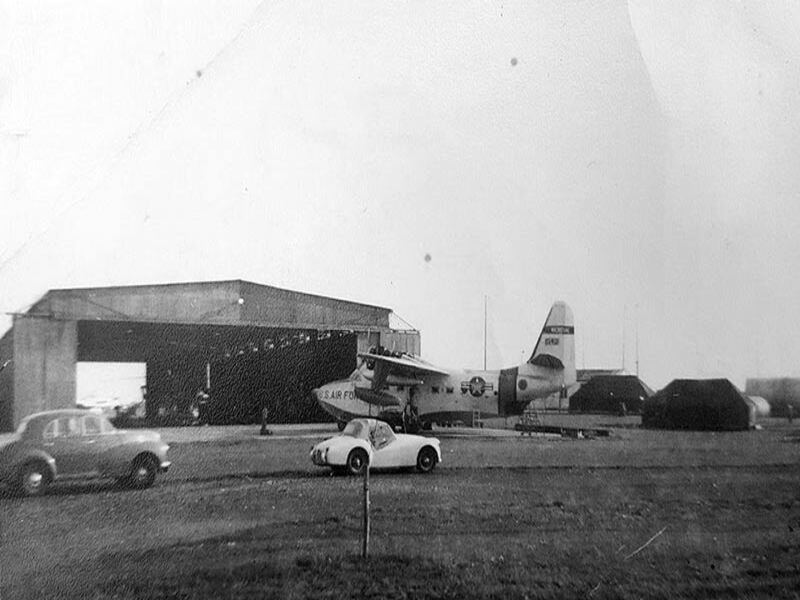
[15,419,29,435]
[341,421,368,439]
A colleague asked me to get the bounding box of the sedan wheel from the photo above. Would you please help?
[416,447,438,473]
[18,462,49,497]
[128,456,157,489]
[346,448,369,475]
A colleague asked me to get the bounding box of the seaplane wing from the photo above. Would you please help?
[358,353,449,391]
[358,353,450,377]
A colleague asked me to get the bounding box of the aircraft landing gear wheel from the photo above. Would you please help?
[416,446,437,473]
[337,421,347,432]
[346,448,369,475]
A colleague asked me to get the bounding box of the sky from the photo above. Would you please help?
[1,1,799,389]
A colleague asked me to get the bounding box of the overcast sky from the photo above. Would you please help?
[1,1,799,389]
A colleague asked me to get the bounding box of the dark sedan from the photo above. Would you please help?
[0,409,170,496]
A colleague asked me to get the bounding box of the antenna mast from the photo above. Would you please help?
[483,295,488,370]
[622,305,626,372]
[635,307,640,376]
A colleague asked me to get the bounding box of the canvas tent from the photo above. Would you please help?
[745,378,800,417]
[747,396,771,418]
[643,379,755,431]
[568,375,653,414]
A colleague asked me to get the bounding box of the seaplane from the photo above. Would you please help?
[312,301,576,431]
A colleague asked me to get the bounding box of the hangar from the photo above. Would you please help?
[0,280,419,431]
[568,374,653,415]
[642,379,755,431]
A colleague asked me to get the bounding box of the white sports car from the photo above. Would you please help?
[310,418,441,475]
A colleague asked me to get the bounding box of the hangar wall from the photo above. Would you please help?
[0,329,14,430]
[11,316,77,426]
[240,281,388,328]
[356,330,420,356]
[30,280,392,330]
[30,281,243,324]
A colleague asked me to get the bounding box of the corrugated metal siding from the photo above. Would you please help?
[30,281,242,325]
[380,331,421,355]
[240,281,390,328]
[26,280,391,330]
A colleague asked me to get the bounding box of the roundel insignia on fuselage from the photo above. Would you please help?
[468,376,486,397]
[518,378,528,391]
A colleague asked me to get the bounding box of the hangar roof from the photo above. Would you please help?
[23,280,394,331]
[571,375,654,402]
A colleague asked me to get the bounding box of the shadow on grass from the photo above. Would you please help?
[103,553,557,600]
[0,478,149,500]
[103,548,800,600]
[97,546,800,600]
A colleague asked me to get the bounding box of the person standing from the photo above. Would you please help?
[195,387,210,426]
[260,405,272,436]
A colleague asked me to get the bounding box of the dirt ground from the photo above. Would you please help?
[1,417,798,599]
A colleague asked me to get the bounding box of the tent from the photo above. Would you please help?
[643,379,754,431]
[568,375,653,414]
[747,396,771,418]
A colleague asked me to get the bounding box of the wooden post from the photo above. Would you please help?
[362,462,370,558]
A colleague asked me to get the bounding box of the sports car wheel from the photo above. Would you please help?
[346,448,369,475]
[17,461,50,497]
[416,446,438,473]
[128,455,157,489]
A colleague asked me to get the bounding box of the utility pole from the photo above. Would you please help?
[362,463,370,558]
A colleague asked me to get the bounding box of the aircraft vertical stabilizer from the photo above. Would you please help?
[528,302,576,385]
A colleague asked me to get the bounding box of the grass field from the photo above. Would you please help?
[1,417,799,599]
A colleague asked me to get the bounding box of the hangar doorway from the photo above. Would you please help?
[75,362,147,415]
[77,321,356,425]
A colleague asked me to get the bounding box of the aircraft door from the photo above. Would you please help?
[497,367,518,416]
[403,386,420,433]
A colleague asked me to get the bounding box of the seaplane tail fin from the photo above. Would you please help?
[528,302,576,384]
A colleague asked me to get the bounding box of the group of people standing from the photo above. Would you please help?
[191,387,211,426]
